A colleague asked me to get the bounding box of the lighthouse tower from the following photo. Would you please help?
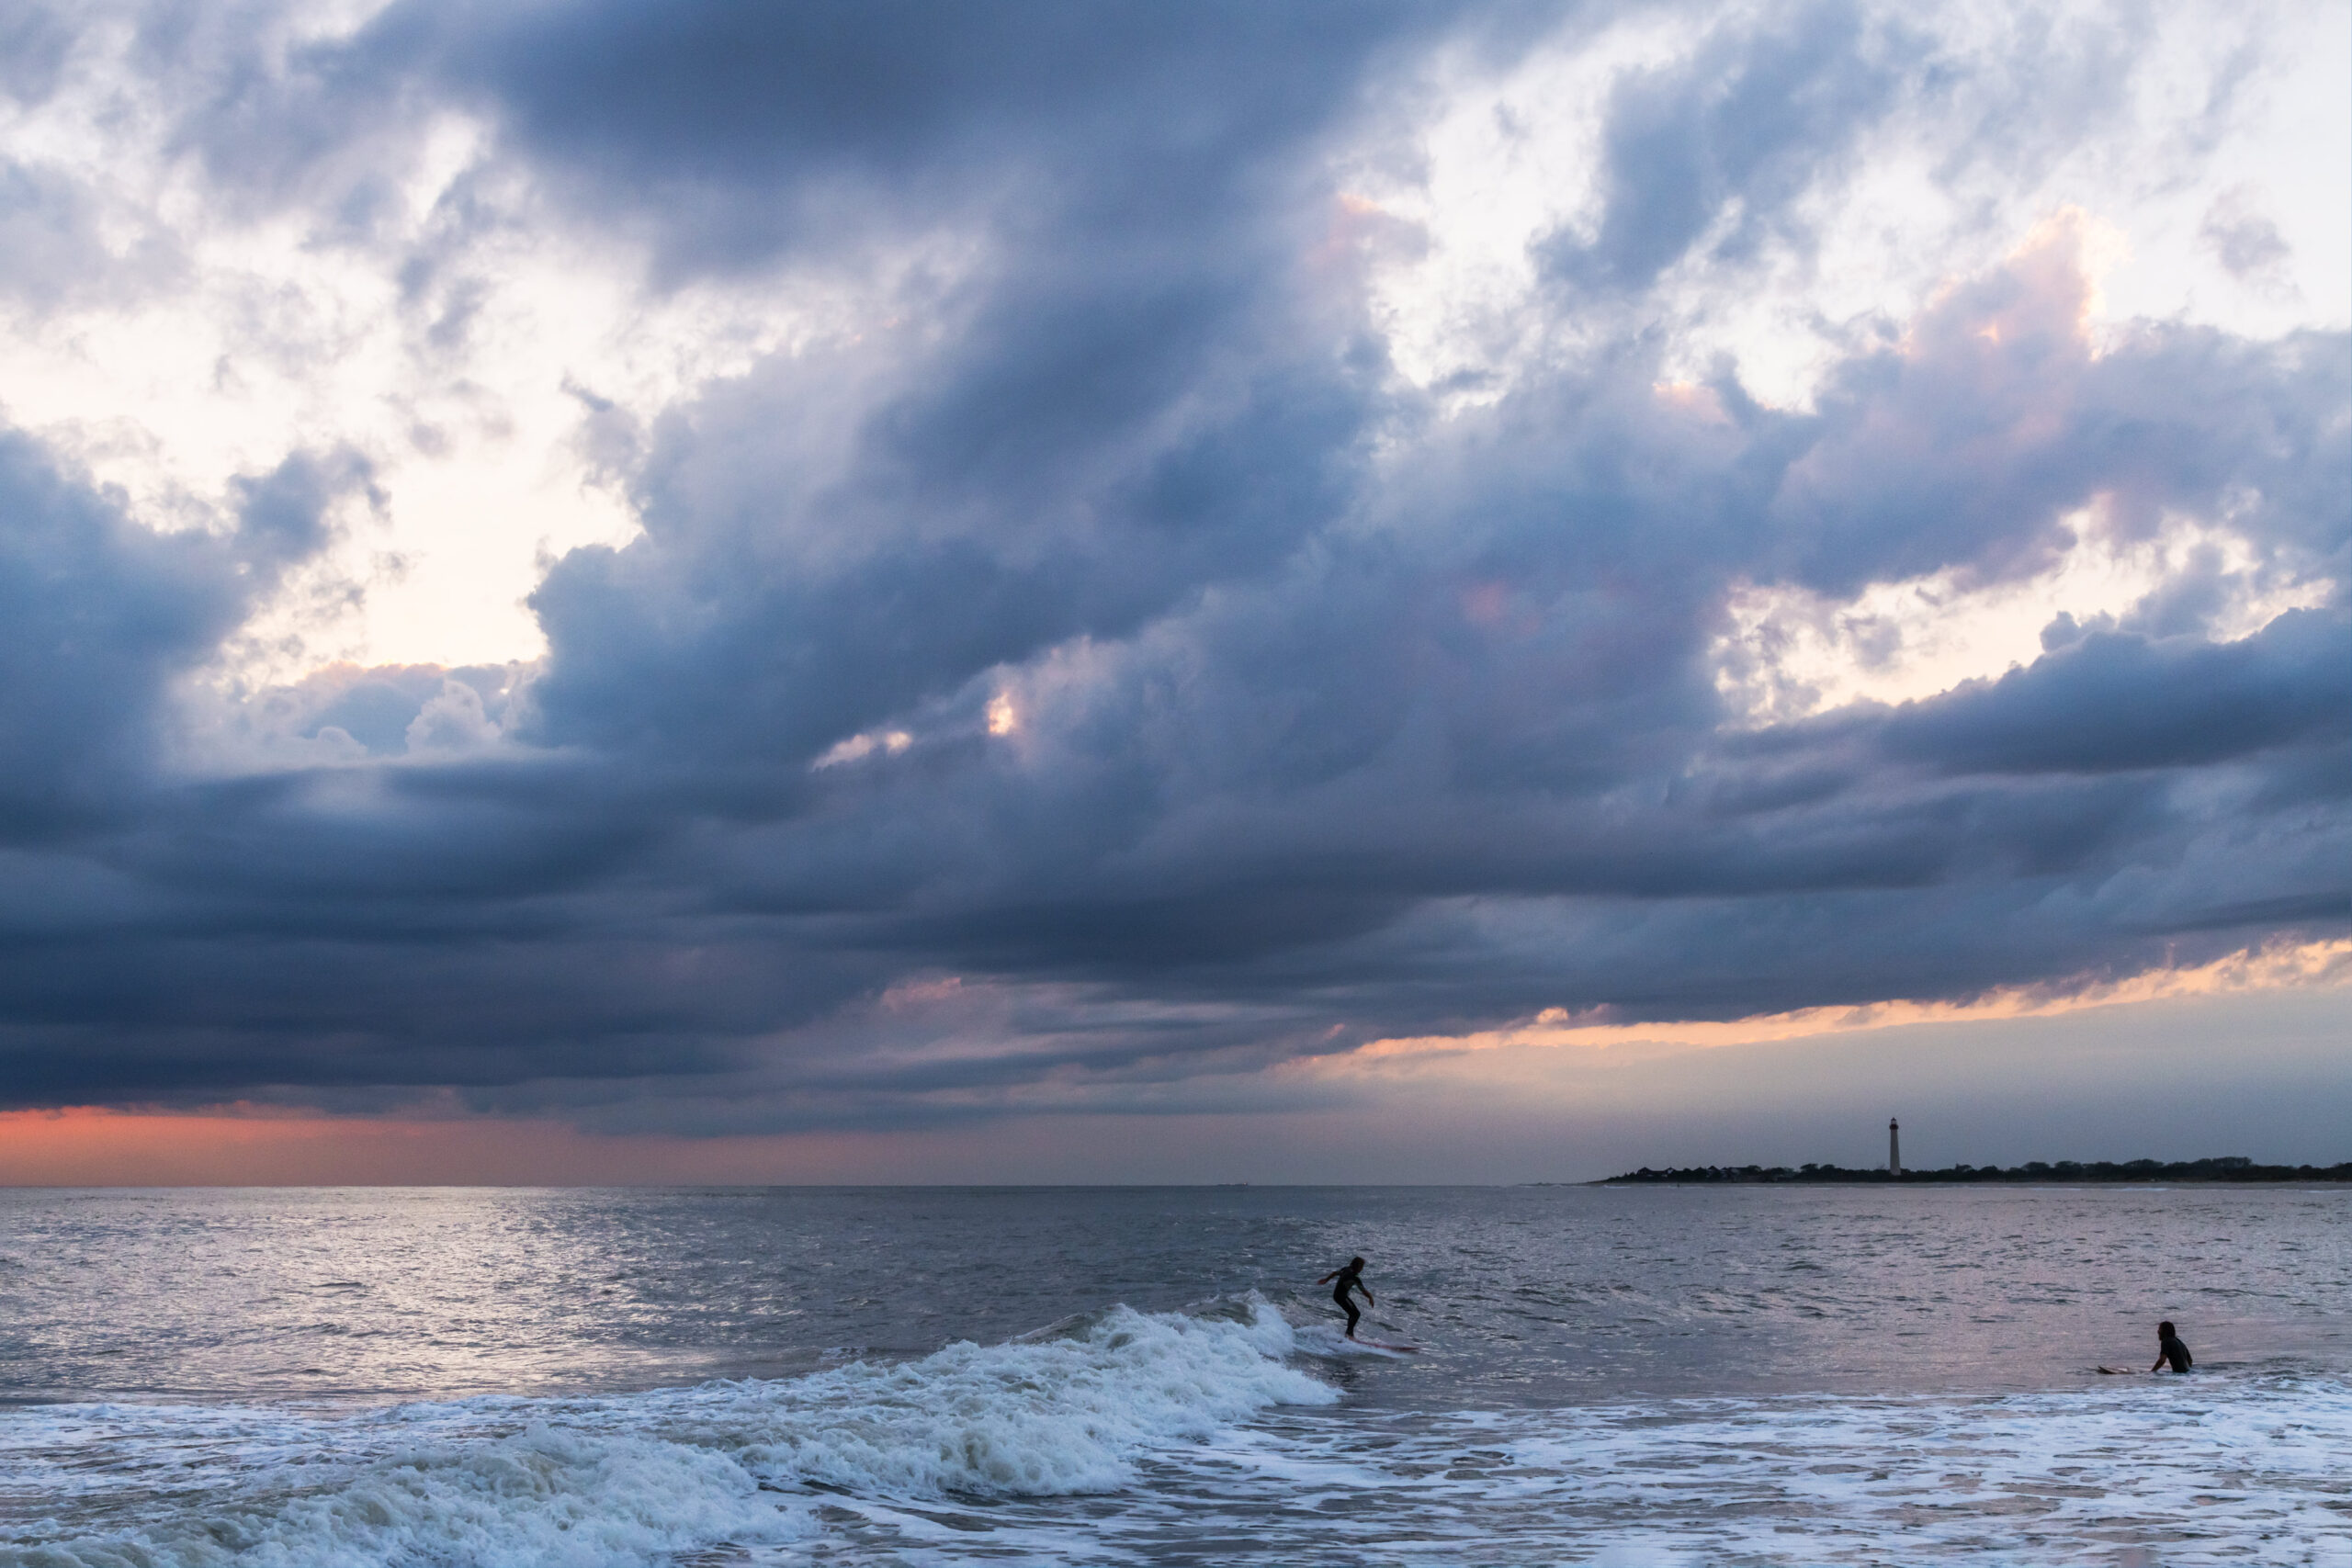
[1888,1117,1902,1176]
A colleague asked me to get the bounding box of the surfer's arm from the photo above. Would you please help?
[1316,1270,1338,1285]
[2150,1355,2165,1372]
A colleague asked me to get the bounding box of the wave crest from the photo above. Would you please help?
[2,1294,1333,1568]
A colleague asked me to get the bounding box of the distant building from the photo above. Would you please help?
[1889,1117,1902,1175]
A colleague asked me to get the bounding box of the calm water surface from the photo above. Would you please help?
[2,1185,2346,1564]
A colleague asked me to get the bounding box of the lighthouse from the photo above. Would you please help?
[1888,1117,1902,1176]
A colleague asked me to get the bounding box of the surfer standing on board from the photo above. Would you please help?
[1318,1256,1374,1339]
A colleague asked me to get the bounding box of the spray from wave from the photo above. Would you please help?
[1,1295,1333,1568]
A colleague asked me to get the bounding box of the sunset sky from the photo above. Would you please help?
[0,0,2344,1183]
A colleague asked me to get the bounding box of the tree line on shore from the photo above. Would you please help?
[1596,1156,2352,1184]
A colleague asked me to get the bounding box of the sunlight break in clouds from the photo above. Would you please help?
[0,10,971,676]
[1711,213,2337,720]
[1351,1,2350,415]
[1713,502,2334,722]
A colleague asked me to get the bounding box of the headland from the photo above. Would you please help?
[1595,1156,2352,1184]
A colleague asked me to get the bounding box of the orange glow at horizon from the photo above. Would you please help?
[0,1104,887,1188]
[6,942,2343,1185]
[1351,939,2352,1061]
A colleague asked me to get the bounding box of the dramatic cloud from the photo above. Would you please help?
[0,0,2342,1158]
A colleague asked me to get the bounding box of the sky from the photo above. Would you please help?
[0,0,2345,1185]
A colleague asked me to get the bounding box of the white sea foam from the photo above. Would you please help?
[0,1296,1332,1568]
[1468,1372,2352,1566]
[1001,1370,2352,1567]
[659,1293,1334,1499]
[631,1366,2346,1566]
[9,1282,2350,1565]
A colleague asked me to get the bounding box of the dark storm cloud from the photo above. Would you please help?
[0,436,361,841]
[1882,612,2351,775]
[448,0,1446,267]
[525,334,1379,774]
[159,0,1487,282]
[1760,252,2352,597]
[1542,1,1924,294]
[0,2,73,107]
[0,0,2343,1125]
[488,208,2343,1056]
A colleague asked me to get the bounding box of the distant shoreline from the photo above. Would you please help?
[1592,1156,2352,1185]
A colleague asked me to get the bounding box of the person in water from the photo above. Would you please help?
[2152,1320,2193,1373]
[1317,1256,1374,1339]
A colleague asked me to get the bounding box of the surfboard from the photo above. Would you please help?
[1349,1338,1421,1354]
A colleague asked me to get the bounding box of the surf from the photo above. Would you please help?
[0,1295,1337,1568]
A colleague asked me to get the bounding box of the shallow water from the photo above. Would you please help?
[2,1185,2346,1564]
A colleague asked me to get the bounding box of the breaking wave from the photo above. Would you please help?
[0,1294,1332,1567]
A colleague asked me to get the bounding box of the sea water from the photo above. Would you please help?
[1,1184,2346,1565]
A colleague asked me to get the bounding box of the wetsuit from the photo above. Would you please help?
[1331,1264,1367,1337]
[2159,1332,2192,1373]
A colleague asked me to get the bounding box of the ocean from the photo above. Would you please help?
[2,1184,2346,1565]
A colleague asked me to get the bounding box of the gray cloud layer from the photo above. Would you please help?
[0,0,2343,1129]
